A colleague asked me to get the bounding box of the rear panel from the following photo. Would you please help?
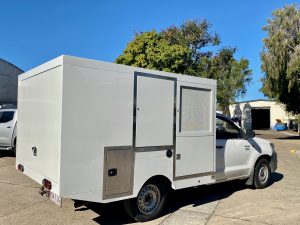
[17,66,62,193]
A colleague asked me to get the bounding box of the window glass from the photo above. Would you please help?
[0,111,14,123]
[180,87,211,132]
[216,117,240,139]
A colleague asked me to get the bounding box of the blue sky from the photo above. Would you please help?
[1,0,298,101]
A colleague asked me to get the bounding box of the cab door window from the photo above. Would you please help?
[0,111,15,123]
[216,117,241,139]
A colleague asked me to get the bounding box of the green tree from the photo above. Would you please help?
[200,48,252,115]
[116,20,252,115]
[261,4,300,115]
[115,31,191,73]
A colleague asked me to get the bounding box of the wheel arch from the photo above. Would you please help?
[143,175,173,190]
[140,175,174,190]
[245,154,272,186]
[255,154,271,166]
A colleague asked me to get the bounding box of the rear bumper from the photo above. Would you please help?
[270,151,278,172]
[0,146,13,151]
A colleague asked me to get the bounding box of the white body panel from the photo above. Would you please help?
[17,55,219,203]
[135,76,174,147]
[17,66,63,187]
[216,139,252,180]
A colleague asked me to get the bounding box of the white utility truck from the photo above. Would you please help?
[16,55,277,222]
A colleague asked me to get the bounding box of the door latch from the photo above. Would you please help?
[32,146,37,156]
[108,168,117,177]
[176,154,181,160]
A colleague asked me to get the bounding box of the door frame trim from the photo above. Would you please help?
[132,72,177,150]
[174,82,215,181]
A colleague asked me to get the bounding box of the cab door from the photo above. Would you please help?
[215,115,252,180]
[0,111,15,146]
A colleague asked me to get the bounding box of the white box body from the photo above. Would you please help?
[16,55,216,203]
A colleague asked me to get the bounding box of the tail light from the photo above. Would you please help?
[17,164,24,172]
[42,179,52,190]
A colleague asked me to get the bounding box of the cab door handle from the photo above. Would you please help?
[6,126,11,128]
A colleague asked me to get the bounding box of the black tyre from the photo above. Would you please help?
[254,158,271,189]
[12,138,16,156]
[124,181,168,222]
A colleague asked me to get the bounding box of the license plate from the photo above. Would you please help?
[49,191,62,207]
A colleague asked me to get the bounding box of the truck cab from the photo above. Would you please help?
[0,107,17,154]
[216,113,277,186]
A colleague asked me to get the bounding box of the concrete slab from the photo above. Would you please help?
[0,199,99,225]
[208,215,262,225]
[0,165,40,188]
[160,210,209,225]
[213,188,300,225]
[0,151,15,168]
[0,182,45,217]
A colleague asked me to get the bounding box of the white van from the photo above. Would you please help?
[16,56,277,222]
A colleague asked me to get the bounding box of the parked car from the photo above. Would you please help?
[0,107,17,154]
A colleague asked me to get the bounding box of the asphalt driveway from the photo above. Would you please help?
[0,130,299,225]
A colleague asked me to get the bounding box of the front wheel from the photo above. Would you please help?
[124,182,168,222]
[253,158,271,189]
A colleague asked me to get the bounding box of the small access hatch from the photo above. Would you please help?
[103,147,133,199]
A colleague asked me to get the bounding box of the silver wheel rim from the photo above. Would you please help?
[137,184,161,215]
[258,164,269,184]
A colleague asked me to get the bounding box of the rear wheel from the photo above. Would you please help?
[254,158,271,189]
[124,181,168,222]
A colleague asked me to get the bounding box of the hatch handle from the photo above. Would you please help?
[32,146,37,156]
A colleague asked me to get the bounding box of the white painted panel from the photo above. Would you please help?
[60,65,133,196]
[17,66,62,185]
[175,136,214,177]
[135,76,174,147]
[133,150,173,195]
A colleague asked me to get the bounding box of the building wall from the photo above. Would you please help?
[229,100,295,130]
[0,59,23,105]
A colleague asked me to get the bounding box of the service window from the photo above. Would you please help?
[0,111,15,123]
[216,117,240,139]
[180,87,211,133]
